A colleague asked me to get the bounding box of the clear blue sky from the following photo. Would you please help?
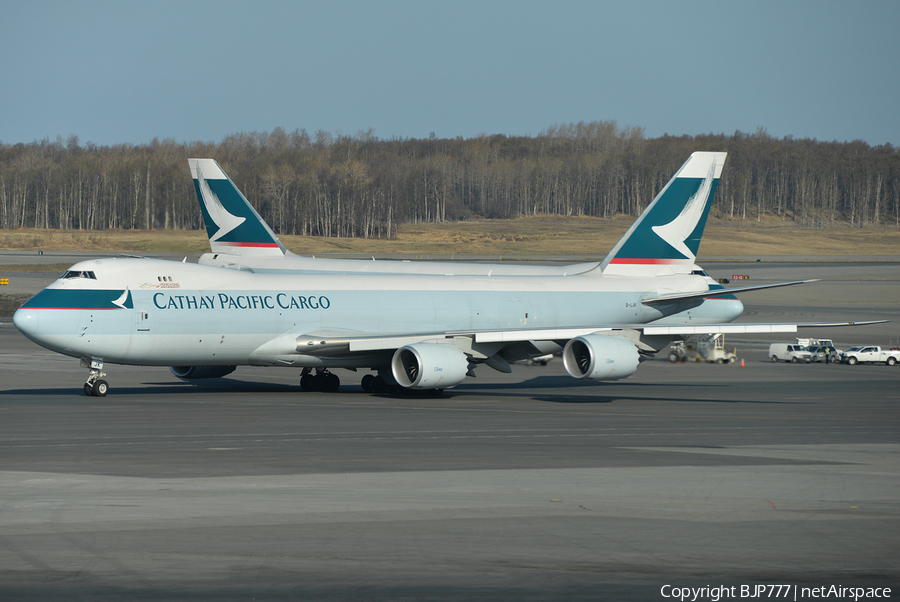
[2,0,898,147]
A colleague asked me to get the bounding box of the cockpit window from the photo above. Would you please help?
[61,270,97,280]
[691,269,710,277]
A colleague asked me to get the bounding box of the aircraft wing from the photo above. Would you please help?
[277,318,890,387]
[473,320,888,342]
[294,319,888,354]
[640,320,888,336]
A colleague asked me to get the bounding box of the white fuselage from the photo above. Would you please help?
[14,258,743,368]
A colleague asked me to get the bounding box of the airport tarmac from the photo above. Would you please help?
[0,259,898,600]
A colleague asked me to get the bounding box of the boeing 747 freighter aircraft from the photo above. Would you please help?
[14,152,878,396]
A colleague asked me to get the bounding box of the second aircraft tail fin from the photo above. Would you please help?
[189,158,286,257]
[598,151,727,276]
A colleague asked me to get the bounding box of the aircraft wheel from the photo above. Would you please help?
[300,374,313,391]
[84,383,93,396]
[373,376,388,394]
[325,373,340,392]
[92,380,109,397]
[361,374,375,392]
[310,373,326,391]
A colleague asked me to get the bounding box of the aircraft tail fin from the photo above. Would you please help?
[189,158,287,257]
[598,152,727,276]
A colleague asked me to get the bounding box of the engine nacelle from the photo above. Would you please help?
[391,343,469,389]
[169,365,237,380]
[562,335,640,381]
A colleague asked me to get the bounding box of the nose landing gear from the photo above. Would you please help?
[81,358,109,397]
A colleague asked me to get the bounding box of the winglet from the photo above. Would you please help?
[189,158,286,257]
[599,152,727,276]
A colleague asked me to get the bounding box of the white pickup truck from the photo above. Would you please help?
[840,346,900,366]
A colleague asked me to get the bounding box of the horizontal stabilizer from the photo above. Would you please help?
[642,280,818,305]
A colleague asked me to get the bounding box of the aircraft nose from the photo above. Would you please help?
[13,307,38,336]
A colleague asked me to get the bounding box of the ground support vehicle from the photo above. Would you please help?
[796,337,836,349]
[669,334,737,364]
[807,345,840,363]
[768,343,813,363]
[840,346,900,366]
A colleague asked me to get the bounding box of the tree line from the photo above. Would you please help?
[1,123,898,238]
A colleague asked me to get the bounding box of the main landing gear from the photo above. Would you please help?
[298,369,443,396]
[361,373,392,393]
[82,359,109,397]
[299,368,341,392]
[360,372,443,397]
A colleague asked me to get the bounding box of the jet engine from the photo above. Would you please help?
[562,335,640,381]
[391,343,469,389]
[169,365,237,380]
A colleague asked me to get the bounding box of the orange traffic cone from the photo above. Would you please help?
[740,358,745,367]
